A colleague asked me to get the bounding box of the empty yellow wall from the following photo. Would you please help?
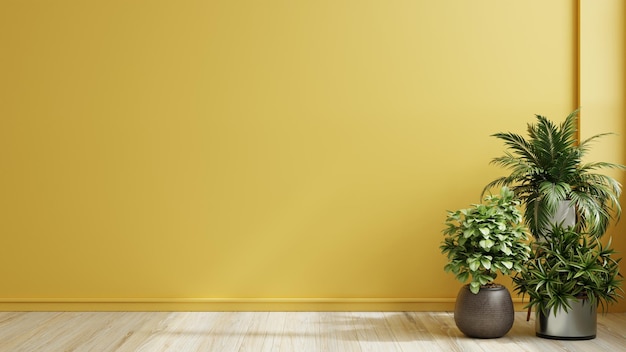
[580,0,626,312]
[0,1,602,310]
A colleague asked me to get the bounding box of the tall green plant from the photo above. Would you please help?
[441,187,531,294]
[483,109,623,240]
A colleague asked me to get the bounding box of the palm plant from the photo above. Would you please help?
[483,109,624,240]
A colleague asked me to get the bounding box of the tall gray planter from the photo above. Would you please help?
[535,202,597,340]
[539,200,576,239]
[536,298,597,340]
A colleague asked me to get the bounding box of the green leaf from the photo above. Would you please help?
[470,281,481,294]
[457,271,470,283]
[469,259,480,271]
[479,239,494,249]
[478,275,491,285]
[502,261,513,269]
[443,263,455,273]
[481,258,492,270]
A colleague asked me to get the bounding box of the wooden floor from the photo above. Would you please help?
[0,311,625,351]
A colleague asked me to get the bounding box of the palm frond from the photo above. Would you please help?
[578,132,617,155]
[491,132,539,164]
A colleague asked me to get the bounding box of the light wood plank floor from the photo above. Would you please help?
[1,311,625,351]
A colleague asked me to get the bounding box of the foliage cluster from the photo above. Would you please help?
[441,187,531,294]
[513,226,623,314]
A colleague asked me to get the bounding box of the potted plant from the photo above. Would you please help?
[513,225,623,340]
[441,186,531,338]
[482,109,623,240]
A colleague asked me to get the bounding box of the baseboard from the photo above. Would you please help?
[0,297,529,312]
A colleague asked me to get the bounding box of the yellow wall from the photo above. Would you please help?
[579,0,626,312]
[1,1,620,311]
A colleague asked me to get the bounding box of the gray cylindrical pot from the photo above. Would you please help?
[536,298,597,340]
[454,284,514,338]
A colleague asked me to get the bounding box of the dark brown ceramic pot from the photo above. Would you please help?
[454,284,514,338]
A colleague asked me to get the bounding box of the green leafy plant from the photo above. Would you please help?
[482,109,623,240]
[441,187,531,294]
[513,226,623,315]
